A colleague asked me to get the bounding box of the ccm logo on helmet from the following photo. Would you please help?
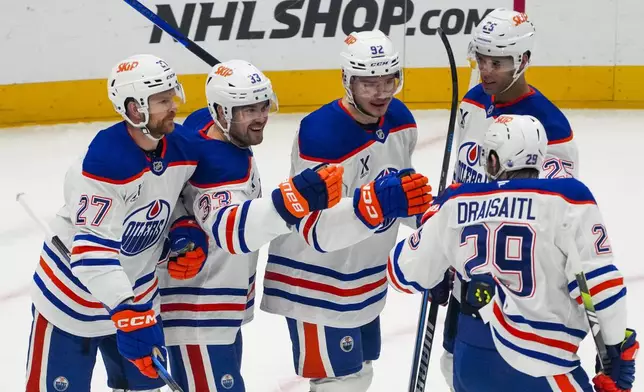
[117,61,139,73]
[214,66,234,77]
[370,61,390,67]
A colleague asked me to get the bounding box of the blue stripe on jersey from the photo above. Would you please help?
[249,273,256,284]
[567,265,619,292]
[238,201,251,254]
[267,255,386,281]
[133,270,156,290]
[71,258,121,268]
[163,319,243,328]
[43,243,91,294]
[492,328,581,368]
[496,289,586,339]
[211,205,234,249]
[73,234,120,250]
[159,287,248,297]
[392,240,426,292]
[595,287,627,311]
[33,273,111,322]
[444,178,595,206]
[246,298,255,309]
[263,287,387,312]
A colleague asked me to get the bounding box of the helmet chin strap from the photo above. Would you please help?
[214,117,249,149]
[347,91,379,121]
[498,58,530,95]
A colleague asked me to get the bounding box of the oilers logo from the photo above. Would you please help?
[53,376,69,391]
[455,142,487,184]
[340,336,354,352]
[374,167,398,233]
[221,374,235,389]
[121,200,170,256]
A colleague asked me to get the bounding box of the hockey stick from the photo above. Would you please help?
[122,0,220,67]
[407,27,459,392]
[566,233,610,371]
[16,192,184,392]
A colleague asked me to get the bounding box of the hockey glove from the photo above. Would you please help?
[110,301,165,379]
[428,268,454,306]
[354,169,432,229]
[593,329,639,392]
[272,165,344,225]
[167,216,208,280]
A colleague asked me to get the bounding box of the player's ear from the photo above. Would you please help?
[125,98,142,123]
[519,51,531,71]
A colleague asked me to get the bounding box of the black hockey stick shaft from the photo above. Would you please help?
[122,0,220,67]
[408,27,459,392]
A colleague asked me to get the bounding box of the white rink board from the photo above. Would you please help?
[2,0,643,85]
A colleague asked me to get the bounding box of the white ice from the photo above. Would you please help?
[1,109,643,391]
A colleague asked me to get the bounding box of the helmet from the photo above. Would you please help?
[107,54,185,134]
[481,114,547,179]
[205,59,278,139]
[340,30,403,107]
[470,8,535,89]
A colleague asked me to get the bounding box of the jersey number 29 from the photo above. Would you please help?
[461,223,536,297]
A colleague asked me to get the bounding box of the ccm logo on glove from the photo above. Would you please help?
[360,184,379,219]
[112,309,156,332]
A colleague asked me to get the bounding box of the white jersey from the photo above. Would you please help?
[449,84,580,301]
[388,179,627,377]
[261,98,418,328]
[31,122,198,337]
[159,112,291,345]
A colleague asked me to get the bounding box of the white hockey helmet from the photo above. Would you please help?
[340,30,403,106]
[481,114,547,179]
[205,59,278,139]
[470,9,535,89]
[107,54,185,135]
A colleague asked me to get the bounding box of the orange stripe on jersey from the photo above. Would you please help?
[225,206,239,254]
[39,257,103,309]
[302,323,327,378]
[387,257,413,294]
[548,131,574,146]
[265,271,387,297]
[493,302,578,353]
[26,313,48,392]
[553,374,576,392]
[302,211,320,245]
[71,245,119,255]
[575,277,623,304]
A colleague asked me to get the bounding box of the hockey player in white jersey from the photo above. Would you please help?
[158,60,345,392]
[261,30,440,392]
[440,9,582,388]
[389,114,638,392]
[25,54,205,391]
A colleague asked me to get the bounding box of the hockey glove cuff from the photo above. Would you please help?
[167,216,208,280]
[593,328,639,392]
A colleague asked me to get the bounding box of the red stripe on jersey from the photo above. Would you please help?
[225,206,239,254]
[186,345,210,391]
[447,188,596,206]
[189,156,252,188]
[302,323,327,378]
[462,98,486,109]
[82,169,147,185]
[265,271,387,297]
[167,160,198,167]
[26,313,48,391]
[71,245,119,255]
[553,374,576,392]
[302,211,320,245]
[134,278,158,303]
[39,257,103,308]
[548,131,574,146]
[575,277,624,304]
[387,257,413,294]
[161,303,247,312]
[493,302,578,353]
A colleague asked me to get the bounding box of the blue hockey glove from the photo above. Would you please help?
[110,301,165,379]
[272,165,344,225]
[167,216,208,280]
[428,268,454,306]
[354,169,432,229]
[593,329,639,392]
